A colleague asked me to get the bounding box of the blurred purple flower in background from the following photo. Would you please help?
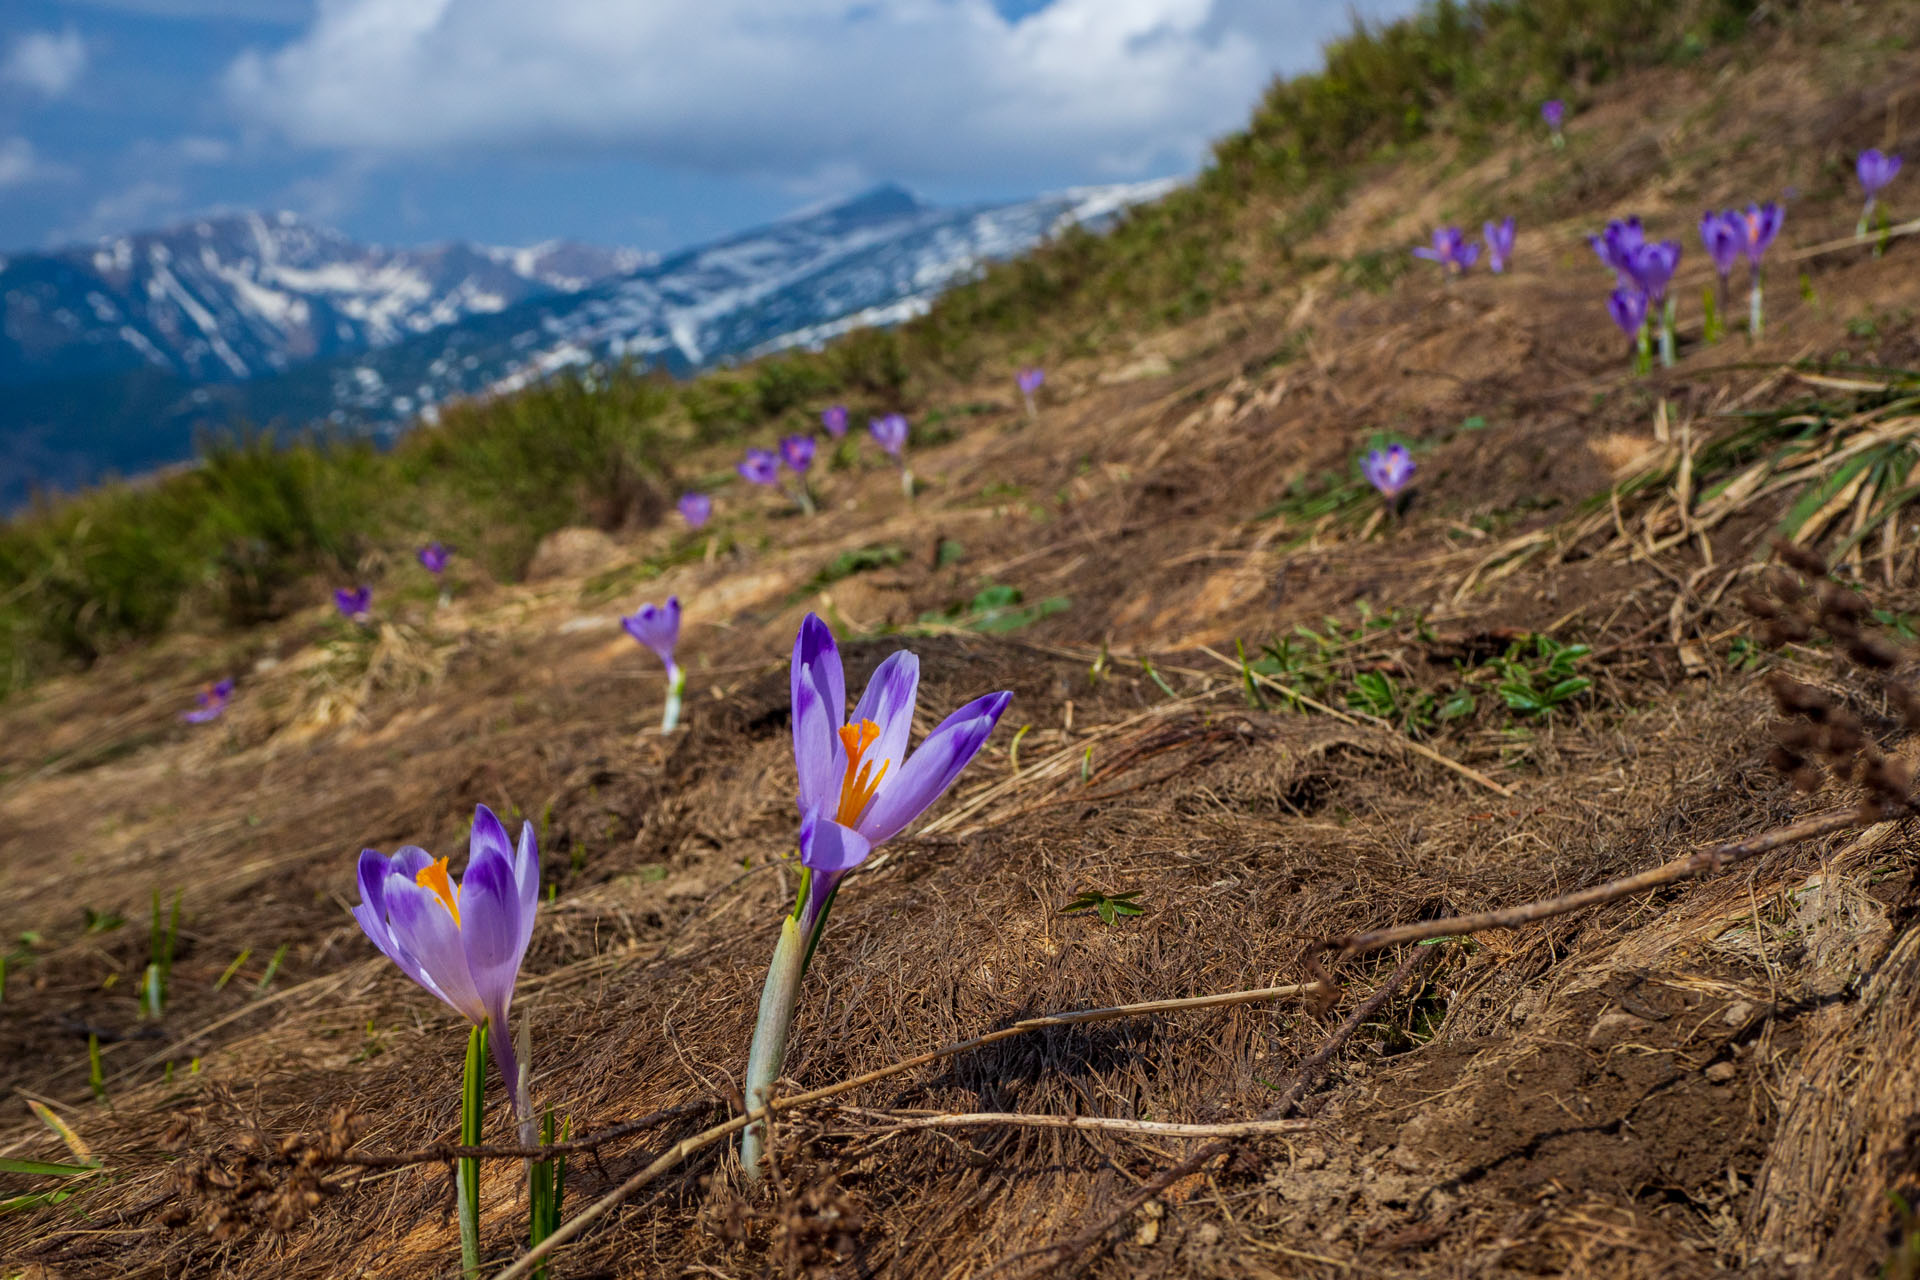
[1590,217,1645,287]
[1016,367,1045,394]
[1741,202,1783,266]
[1361,445,1416,503]
[418,543,449,576]
[1608,286,1649,340]
[335,586,372,621]
[1857,149,1902,232]
[1542,99,1565,136]
[821,404,849,439]
[1741,202,1784,336]
[678,492,712,529]
[739,449,780,486]
[622,597,686,731]
[869,414,908,457]
[1700,211,1744,282]
[1484,217,1516,274]
[182,678,234,724]
[1413,226,1479,274]
[1627,240,1681,304]
[780,435,816,474]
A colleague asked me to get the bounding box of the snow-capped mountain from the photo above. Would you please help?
[0,179,1176,505]
[0,211,649,386]
[302,180,1177,423]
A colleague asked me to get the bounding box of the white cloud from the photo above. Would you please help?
[60,179,187,240]
[2,29,88,98]
[0,137,75,188]
[225,0,1417,188]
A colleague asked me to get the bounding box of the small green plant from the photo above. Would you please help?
[1490,635,1593,717]
[0,1101,102,1215]
[82,907,124,934]
[257,943,289,990]
[918,583,1068,634]
[803,543,907,595]
[141,890,182,1019]
[1061,889,1146,926]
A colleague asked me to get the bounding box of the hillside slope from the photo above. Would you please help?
[3,2,1920,1278]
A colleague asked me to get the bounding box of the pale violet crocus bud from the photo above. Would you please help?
[1857,149,1902,235]
[1700,210,1744,342]
[182,678,234,723]
[1542,98,1565,145]
[1484,217,1515,274]
[1361,445,1415,512]
[1016,367,1044,418]
[335,585,372,622]
[870,413,913,496]
[678,492,712,529]
[739,448,779,486]
[741,613,1010,1179]
[820,404,849,439]
[1608,286,1652,373]
[352,804,540,1139]
[622,596,685,732]
[1629,239,1682,366]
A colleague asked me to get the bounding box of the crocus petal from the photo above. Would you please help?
[799,809,873,877]
[858,690,1011,844]
[791,614,847,813]
[849,650,920,779]
[456,838,526,1027]
[514,820,540,951]
[383,874,488,1024]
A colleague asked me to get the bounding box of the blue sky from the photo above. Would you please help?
[0,0,1419,256]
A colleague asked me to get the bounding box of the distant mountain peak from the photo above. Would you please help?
[782,182,929,228]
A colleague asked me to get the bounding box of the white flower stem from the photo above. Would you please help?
[740,914,806,1182]
[660,666,684,734]
[900,465,914,499]
[1749,278,1764,339]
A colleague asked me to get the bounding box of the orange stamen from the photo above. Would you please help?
[835,719,890,826]
[416,857,462,927]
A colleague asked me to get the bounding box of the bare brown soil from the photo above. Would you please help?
[5,19,1920,1279]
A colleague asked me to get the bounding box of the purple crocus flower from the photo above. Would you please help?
[1741,202,1783,266]
[788,613,1010,925]
[678,492,712,529]
[1627,240,1681,304]
[182,678,234,724]
[1589,217,1646,286]
[1361,445,1415,502]
[1484,217,1516,274]
[352,805,540,1113]
[1607,286,1649,340]
[1541,99,1565,133]
[621,596,679,672]
[1016,367,1045,395]
[869,413,908,457]
[1700,211,1744,281]
[1413,226,1479,274]
[821,405,849,438]
[1857,149,1902,230]
[739,448,780,486]
[779,434,815,474]
[622,597,686,732]
[335,585,372,620]
[417,543,449,576]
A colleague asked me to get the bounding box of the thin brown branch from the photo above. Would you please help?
[489,979,1317,1280]
[825,1106,1315,1140]
[1310,803,1879,969]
